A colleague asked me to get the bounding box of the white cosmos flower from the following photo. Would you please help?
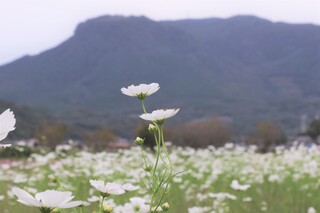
[139,108,179,125]
[122,183,139,192]
[230,180,250,191]
[308,207,316,213]
[188,206,210,213]
[243,197,252,202]
[0,109,16,148]
[116,197,149,213]
[12,187,82,211]
[121,83,160,100]
[208,192,236,200]
[89,180,125,195]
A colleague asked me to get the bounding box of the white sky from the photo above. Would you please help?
[0,0,320,65]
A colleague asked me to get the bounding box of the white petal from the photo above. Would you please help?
[122,183,139,191]
[121,83,160,97]
[0,109,16,141]
[139,108,179,122]
[121,87,134,96]
[90,180,107,193]
[58,201,82,208]
[35,190,73,207]
[12,187,41,207]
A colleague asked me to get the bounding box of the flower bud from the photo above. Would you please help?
[162,202,169,211]
[148,124,157,133]
[135,137,144,146]
[103,205,114,213]
[48,175,58,183]
[51,209,61,213]
[144,164,152,172]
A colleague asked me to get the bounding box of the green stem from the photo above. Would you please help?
[99,196,106,213]
[79,206,84,213]
[154,132,166,164]
[141,100,168,212]
[154,126,173,211]
[140,146,148,166]
[72,207,80,213]
[153,126,162,176]
[141,100,158,126]
[149,126,162,211]
[56,178,65,191]
[141,100,147,114]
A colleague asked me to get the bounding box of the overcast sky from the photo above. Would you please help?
[0,0,319,65]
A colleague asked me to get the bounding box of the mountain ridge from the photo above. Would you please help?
[0,15,319,135]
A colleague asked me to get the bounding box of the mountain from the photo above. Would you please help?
[0,15,319,135]
[0,100,51,139]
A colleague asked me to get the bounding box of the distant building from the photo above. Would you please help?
[109,138,131,149]
[289,135,314,147]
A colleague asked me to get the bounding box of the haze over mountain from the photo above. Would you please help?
[0,15,319,135]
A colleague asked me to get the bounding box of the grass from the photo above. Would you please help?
[0,145,320,213]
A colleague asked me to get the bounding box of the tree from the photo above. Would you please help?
[35,123,69,148]
[84,128,115,150]
[305,119,320,140]
[168,117,233,148]
[248,121,286,152]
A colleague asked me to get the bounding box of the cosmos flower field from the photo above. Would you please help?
[1,83,320,212]
[1,144,320,213]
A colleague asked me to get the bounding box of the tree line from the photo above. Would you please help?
[31,117,320,152]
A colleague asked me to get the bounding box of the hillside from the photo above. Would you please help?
[0,15,319,135]
[0,100,51,139]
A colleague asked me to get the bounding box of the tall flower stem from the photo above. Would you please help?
[154,133,166,163]
[140,146,148,166]
[153,125,162,176]
[141,100,161,211]
[140,99,173,212]
[154,125,173,211]
[149,124,163,211]
[141,100,163,172]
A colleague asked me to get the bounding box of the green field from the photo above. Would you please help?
[1,144,320,213]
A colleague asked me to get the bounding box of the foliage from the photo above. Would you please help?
[84,128,115,150]
[0,145,33,158]
[35,123,69,148]
[305,119,320,140]
[1,145,320,213]
[167,117,233,148]
[248,121,287,152]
